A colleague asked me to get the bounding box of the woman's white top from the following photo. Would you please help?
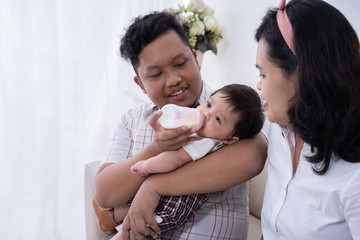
[261,123,360,240]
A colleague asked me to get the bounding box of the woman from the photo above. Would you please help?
[255,0,360,239]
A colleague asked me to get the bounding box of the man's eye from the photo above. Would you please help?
[258,74,265,78]
[150,72,161,78]
[175,60,187,67]
[215,115,221,123]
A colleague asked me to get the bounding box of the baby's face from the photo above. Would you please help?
[196,92,239,141]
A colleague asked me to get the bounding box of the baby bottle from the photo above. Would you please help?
[158,104,203,131]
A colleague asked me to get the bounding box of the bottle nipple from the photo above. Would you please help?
[158,104,203,131]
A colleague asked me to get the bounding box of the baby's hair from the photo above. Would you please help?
[212,84,264,139]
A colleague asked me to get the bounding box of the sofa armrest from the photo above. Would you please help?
[84,161,107,240]
[247,160,268,240]
[248,215,262,240]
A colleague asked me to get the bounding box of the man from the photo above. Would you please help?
[94,12,267,240]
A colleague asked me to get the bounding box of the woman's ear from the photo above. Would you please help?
[222,136,240,145]
[134,76,146,94]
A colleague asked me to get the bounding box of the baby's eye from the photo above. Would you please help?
[206,101,211,108]
[215,115,221,123]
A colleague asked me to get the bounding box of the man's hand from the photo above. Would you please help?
[149,110,192,153]
[121,180,162,240]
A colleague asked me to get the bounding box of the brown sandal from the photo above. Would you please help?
[92,197,118,234]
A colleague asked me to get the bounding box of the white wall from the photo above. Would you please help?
[199,0,360,91]
[123,0,360,104]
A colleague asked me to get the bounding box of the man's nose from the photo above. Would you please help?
[165,71,182,87]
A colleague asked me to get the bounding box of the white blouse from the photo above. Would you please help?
[261,123,360,240]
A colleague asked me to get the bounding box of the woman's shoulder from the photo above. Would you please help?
[333,157,360,177]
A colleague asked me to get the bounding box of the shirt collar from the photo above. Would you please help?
[144,102,159,118]
[280,125,295,154]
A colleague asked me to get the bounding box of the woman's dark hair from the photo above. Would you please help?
[212,84,264,140]
[255,0,360,174]
[120,11,191,73]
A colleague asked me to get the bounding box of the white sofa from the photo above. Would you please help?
[84,160,267,240]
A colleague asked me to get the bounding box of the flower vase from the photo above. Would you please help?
[196,50,204,67]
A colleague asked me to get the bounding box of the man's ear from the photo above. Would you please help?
[192,49,201,70]
[134,76,146,94]
[222,136,239,145]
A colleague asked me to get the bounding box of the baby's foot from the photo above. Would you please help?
[130,161,149,176]
[92,198,117,233]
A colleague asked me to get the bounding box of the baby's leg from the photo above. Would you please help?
[114,204,130,224]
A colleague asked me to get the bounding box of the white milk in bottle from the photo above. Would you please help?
[158,104,203,131]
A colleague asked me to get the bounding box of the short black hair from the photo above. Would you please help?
[120,11,191,73]
[212,84,264,140]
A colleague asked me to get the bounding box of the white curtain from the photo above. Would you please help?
[0,0,180,239]
[0,0,359,239]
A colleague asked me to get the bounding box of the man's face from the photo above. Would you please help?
[134,30,203,108]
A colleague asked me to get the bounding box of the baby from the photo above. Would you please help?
[131,83,265,176]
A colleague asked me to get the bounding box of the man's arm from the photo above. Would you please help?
[121,132,268,239]
[146,132,268,195]
[94,110,193,209]
[94,141,173,208]
[95,110,267,208]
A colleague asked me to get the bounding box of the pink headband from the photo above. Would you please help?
[276,0,296,55]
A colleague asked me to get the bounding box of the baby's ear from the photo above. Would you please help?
[222,136,239,145]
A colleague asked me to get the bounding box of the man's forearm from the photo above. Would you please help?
[144,133,268,196]
[94,142,163,208]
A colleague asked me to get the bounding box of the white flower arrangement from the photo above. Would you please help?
[165,0,223,54]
